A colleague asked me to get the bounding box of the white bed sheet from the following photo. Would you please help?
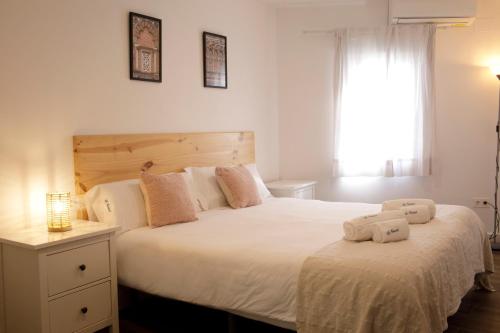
[115,198,482,329]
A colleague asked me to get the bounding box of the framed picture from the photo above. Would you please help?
[129,12,161,82]
[203,32,227,89]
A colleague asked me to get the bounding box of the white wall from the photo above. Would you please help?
[0,0,279,230]
[277,0,500,230]
[2,0,499,232]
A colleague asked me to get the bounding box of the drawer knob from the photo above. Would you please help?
[81,307,88,314]
[79,264,86,271]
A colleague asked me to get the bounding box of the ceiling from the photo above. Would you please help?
[262,0,367,7]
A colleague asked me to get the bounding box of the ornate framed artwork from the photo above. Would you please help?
[129,12,162,82]
[203,32,227,89]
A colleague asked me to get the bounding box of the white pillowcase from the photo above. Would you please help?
[185,164,272,210]
[185,166,227,210]
[245,164,272,200]
[182,172,208,211]
[84,173,205,232]
[85,179,147,233]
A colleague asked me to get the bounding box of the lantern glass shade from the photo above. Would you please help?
[46,192,72,232]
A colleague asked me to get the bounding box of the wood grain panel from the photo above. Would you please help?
[73,132,255,194]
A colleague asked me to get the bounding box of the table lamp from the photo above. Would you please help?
[46,192,72,232]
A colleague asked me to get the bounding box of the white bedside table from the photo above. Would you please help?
[266,180,317,200]
[0,221,120,333]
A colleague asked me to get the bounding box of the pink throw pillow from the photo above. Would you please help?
[140,172,197,227]
[215,166,262,209]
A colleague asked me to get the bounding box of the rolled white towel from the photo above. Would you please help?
[343,210,405,241]
[400,205,431,224]
[382,198,436,219]
[372,218,410,243]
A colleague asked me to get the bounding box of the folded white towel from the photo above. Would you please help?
[400,205,431,224]
[382,198,436,219]
[343,210,405,241]
[372,218,410,243]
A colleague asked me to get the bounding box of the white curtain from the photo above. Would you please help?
[332,24,436,177]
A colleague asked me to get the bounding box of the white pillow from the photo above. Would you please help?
[182,172,208,211]
[185,164,272,210]
[244,164,272,199]
[83,185,101,222]
[86,179,147,233]
[84,173,205,232]
[185,166,228,209]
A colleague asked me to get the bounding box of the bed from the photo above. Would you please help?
[73,131,494,333]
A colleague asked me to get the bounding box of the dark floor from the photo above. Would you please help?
[119,252,500,333]
[445,251,500,333]
[119,294,292,333]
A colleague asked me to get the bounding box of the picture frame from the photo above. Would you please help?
[203,32,227,89]
[129,12,162,82]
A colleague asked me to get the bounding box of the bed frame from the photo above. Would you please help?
[72,131,291,332]
[73,131,255,195]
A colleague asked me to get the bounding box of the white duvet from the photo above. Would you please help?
[116,198,492,330]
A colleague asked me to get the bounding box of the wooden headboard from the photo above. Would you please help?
[73,131,255,194]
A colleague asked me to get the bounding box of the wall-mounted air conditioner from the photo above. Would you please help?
[390,0,477,27]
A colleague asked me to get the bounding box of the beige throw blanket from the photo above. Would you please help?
[297,206,494,333]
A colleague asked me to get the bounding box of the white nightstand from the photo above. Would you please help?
[266,180,317,200]
[0,221,120,333]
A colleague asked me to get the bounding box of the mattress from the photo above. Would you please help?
[115,198,490,330]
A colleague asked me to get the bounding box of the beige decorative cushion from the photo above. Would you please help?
[215,166,262,209]
[140,172,198,227]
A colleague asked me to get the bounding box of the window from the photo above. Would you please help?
[333,25,436,177]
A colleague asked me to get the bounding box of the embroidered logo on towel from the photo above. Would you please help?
[405,210,418,215]
[402,202,416,207]
[386,228,399,236]
[105,199,112,213]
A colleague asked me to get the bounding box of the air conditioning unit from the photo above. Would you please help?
[390,0,477,27]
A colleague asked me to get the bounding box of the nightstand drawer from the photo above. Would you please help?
[294,187,314,200]
[49,281,111,333]
[47,241,110,296]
